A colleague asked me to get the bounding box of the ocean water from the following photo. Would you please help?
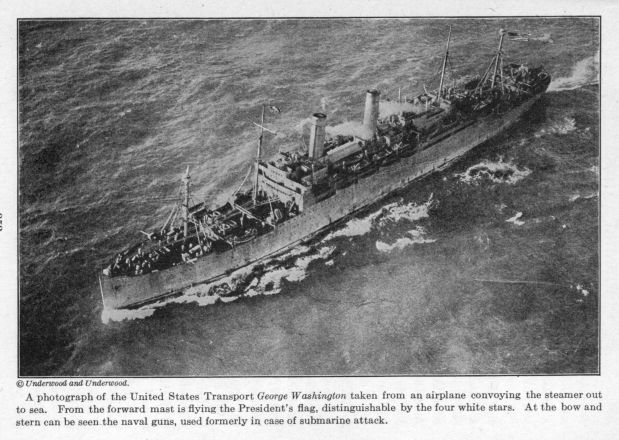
[18,18,600,376]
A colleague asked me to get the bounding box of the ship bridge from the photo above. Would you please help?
[255,90,385,212]
[256,161,310,210]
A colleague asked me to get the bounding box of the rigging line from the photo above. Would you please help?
[230,165,254,199]
[139,196,184,201]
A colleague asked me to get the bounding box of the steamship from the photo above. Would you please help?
[100,28,551,310]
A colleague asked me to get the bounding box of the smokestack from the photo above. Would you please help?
[362,89,380,138]
[308,112,327,159]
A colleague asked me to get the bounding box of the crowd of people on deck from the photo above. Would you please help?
[104,226,214,277]
[104,187,303,278]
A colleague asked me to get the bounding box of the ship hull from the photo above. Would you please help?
[100,94,542,309]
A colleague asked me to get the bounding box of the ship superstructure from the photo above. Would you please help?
[100,29,550,309]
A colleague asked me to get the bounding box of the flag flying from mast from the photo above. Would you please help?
[507,30,553,43]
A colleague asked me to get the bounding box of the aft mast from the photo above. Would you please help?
[474,28,508,96]
[183,166,191,239]
[437,25,452,102]
[253,104,266,204]
[491,29,507,89]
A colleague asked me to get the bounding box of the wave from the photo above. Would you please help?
[377,193,434,226]
[375,226,436,253]
[534,116,577,137]
[456,157,531,185]
[574,283,590,297]
[101,306,158,324]
[324,194,435,240]
[323,202,398,240]
[101,194,436,323]
[506,212,525,226]
[569,192,598,202]
[244,245,336,298]
[101,245,335,323]
[548,52,599,92]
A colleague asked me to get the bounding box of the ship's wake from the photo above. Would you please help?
[101,195,438,323]
[375,226,436,252]
[101,305,160,324]
[101,245,336,323]
[376,194,435,226]
[456,157,531,185]
[324,194,437,252]
[547,51,599,92]
[322,203,396,240]
[324,194,436,241]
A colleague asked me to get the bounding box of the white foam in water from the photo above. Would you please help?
[534,116,577,138]
[324,194,435,241]
[575,284,590,297]
[376,194,434,226]
[244,245,336,297]
[506,212,525,226]
[102,245,336,323]
[177,245,332,302]
[323,202,398,240]
[326,216,378,239]
[101,263,255,322]
[101,306,157,324]
[569,192,598,202]
[101,193,436,323]
[456,157,531,185]
[277,245,311,259]
[548,52,599,92]
[375,227,436,253]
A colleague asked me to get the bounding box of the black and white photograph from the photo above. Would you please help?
[18,17,599,377]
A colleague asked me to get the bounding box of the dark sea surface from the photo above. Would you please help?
[18,18,599,376]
